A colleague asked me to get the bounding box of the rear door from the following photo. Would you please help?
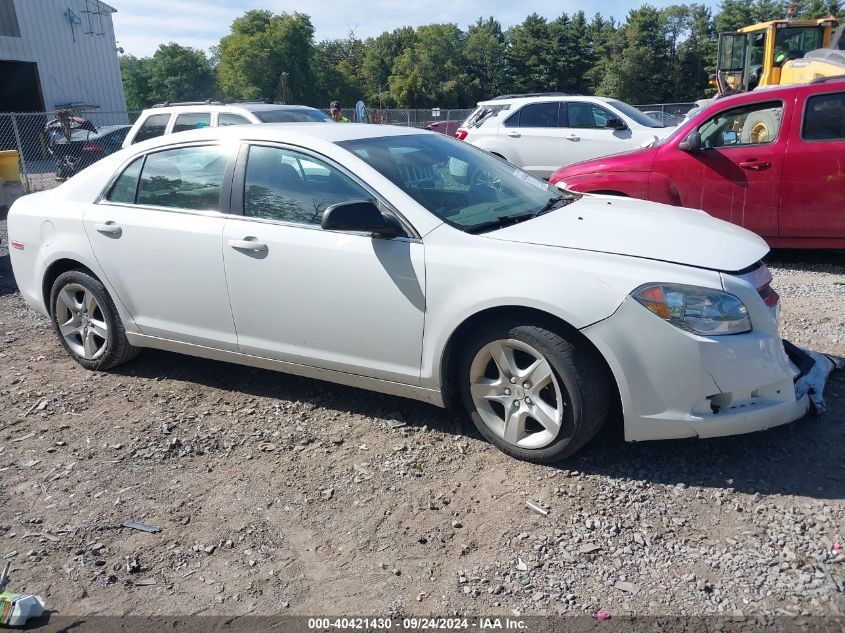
[83,143,238,349]
[651,99,788,238]
[499,102,563,178]
[559,101,636,165]
[779,89,845,238]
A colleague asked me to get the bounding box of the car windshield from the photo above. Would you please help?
[254,109,332,123]
[606,100,665,128]
[337,133,581,233]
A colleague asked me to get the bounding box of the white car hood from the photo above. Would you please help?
[487,195,769,272]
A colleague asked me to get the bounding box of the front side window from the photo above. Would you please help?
[802,91,845,141]
[697,101,783,148]
[218,113,250,126]
[565,102,615,129]
[106,157,144,204]
[338,134,580,234]
[133,114,170,144]
[173,112,211,133]
[244,145,369,225]
[505,102,559,128]
[136,146,229,211]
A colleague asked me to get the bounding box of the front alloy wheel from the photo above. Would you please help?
[458,320,609,464]
[469,339,564,450]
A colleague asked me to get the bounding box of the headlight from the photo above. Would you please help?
[633,283,751,335]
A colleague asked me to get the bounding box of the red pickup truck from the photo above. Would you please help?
[549,77,845,249]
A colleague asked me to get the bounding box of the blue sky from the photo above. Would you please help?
[112,0,718,57]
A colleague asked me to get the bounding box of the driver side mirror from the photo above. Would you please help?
[678,131,702,151]
[321,200,404,238]
[605,118,628,130]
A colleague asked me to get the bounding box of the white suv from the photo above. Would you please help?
[455,93,669,179]
[122,102,332,148]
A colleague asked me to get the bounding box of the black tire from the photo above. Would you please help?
[457,319,609,464]
[49,269,140,371]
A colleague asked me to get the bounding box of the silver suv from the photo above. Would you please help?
[122,102,332,148]
[455,93,669,179]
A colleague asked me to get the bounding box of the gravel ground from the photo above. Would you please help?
[0,218,843,618]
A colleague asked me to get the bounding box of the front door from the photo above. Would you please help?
[222,144,426,384]
[653,99,787,238]
[83,144,238,349]
[500,101,563,179]
[560,101,635,165]
[779,89,845,238]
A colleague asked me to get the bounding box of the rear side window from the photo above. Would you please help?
[505,102,559,128]
[802,92,845,141]
[136,146,229,211]
[173,112,211,133]
[107,157,144,203]
[218,113,250,126]
[132,114,170,144]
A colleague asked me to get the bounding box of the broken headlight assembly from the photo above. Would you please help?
[633,283,751,336]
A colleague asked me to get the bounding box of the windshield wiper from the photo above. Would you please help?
[464,212,538,234]
[534,195,568,216]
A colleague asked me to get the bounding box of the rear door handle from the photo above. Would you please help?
[565,134,580,141]
[95,222,122,236]
[229,238,268,253]
[739,159,771,171]
[507,131,521,138]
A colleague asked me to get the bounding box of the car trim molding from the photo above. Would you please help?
[126,332,445,407]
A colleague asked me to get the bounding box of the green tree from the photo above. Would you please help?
[464,18,507,101]
[388,24,466,107]
[506,14,554,93]
[217,10,316,103]
[119,55,152,110]
[715,0,755,32]
[146,43,214,105]
[362,27,416,106]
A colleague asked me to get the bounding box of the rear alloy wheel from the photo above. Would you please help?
[49,270,139,371]
[458,320,609,464]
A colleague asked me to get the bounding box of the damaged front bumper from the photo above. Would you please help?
[785,340,841,414]
[582,296,839,443]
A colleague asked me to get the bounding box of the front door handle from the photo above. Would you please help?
[739,159,771,171]
[95,222,122,237]
[565,134,580,141]
[229,238,268,254]
[507,131,521,138]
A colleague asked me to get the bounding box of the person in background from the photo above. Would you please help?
[329,101,350,123]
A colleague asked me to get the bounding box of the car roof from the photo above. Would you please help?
[142,103,323,114]
[476,95,614,106]
[128,122,432,151]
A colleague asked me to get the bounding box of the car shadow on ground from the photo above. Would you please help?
[766,249,845,272]
[0,254,18,297]
[114,348,845,502]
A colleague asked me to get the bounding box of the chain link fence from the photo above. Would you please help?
[0,104,691,196]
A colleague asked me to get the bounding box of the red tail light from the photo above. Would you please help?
[83,144,104,153]
[454,129,468,140]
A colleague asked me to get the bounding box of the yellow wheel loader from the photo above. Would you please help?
[713,18,843,97]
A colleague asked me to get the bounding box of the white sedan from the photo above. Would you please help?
[7,123,813,463]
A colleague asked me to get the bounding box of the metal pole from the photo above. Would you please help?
[407,110,411,127]
[11,114,31,193]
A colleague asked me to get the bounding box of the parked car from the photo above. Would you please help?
[425,119,462,136]
[550,77,845,249]
[454,93,669,179]
[8,123,819,463]
[122,102,333,148]
[50,125,130,179]
[641,110,685,127]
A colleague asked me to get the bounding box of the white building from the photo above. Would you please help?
[0,0,126,113]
